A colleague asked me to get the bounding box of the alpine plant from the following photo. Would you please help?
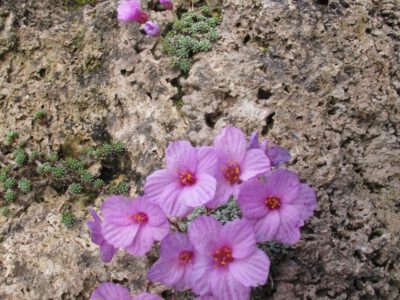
[88,126,317,299]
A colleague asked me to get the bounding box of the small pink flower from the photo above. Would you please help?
[147,232,196,291]
[86,209,118,263]
[145,141,218,217]
[237,169,317,244]
[117,0,148,24]
[206,126,271,208]
[144,21,161,37]
[90,282,133,300]
[101,195,169,256]
[160,0,173,10]
[188,216,270,300]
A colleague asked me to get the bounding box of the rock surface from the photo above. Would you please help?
[0,0,400,299]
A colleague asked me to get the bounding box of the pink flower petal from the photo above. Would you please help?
[188,215,221,254]
[158,182,193,217]
[197,146,218,175]
[166,140,198,173]
[254,210,281,242]
[102,222,138,248]
[205,180,232,209]
[144,169,177,204]
[248,131,261,149]
[275,204,303,244]
[133,197,168,227]
[229,249,270,287]
[125,224,155,256]
[90,282,133,300]
[151,224,170,241]
[294,183,317,222]
[101,196,133,226]
[100,241,118,263]
[180,174,216,207]
[214,126,247,163]
[159,232,194,259]
[147,256,185,287]
[133,292,162,300]
[188,255,213,296]
[210,270,251,300]
[264,169,300,203]
[219,219,257,259]
[240,149,270,181]
[237,178,268,220]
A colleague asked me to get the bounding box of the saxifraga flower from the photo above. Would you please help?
[117,0,148,24]
[206,126,271,208]
[101,195,169,256]
[145,141,218,217]
[238,169,317,244]
[188,216,270,300]
[147,232,196,291]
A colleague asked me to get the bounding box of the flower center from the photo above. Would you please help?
[213,246,234,267]
[179,171,197,186]
[265,196,281,210]
[129,212,148,224]
[178,250,194,266]
[223,161,242,185]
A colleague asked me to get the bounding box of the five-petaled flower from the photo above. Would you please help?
[188,216,270,300]
[206,127,271,208]
[117,0,148,24]
[86,208,118,263]
[101,195,169,256]
[238,169,317,244]
[145,141,218,217]
[147,232,196,290]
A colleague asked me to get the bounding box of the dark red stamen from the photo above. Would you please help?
[179,171,197,186]
[223,161,241,185]
[178,250,194,266]
[129,212,148,224]
[213,246,234,267]
[265,196,281,210]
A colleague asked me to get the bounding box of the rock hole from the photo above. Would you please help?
[316,0,329,5]
[261,113,275,135]
[205,111,222,128]
[120,69,127,76]
[257,88,272,100]
[243,34,251,44]
[38,68,46,78]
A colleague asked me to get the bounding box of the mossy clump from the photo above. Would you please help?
[164,7,221,73]
[61,211,76,228]
[63,0,97,10]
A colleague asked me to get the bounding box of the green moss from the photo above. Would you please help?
[68,183,83,195]
[13,149,27,165]
[164,7,221,74]
[4,189,15,202]
[61,211,76,228]
[18,178,32,194]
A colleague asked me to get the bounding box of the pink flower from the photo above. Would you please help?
[160,0,173,10]
[117,0,148,24]
[145,141,218,217]
[86,209,118,263]
[133,292,162,300]
[101,195,169,256]
[195,296,215,300]
[147,232,196,291]
[249,131,291,167]
[144,21,160,37]
[237,169,317,244]
[90,282,133,300]
[188,216,270,300]
[206,126,271,208]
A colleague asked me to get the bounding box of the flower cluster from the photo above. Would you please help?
[88,126,317,299]
[117,0,174,37]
